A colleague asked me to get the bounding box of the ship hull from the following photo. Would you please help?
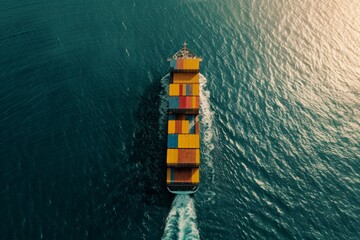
[166,44,202,194]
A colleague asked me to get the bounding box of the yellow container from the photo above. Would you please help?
[178,134,200,148]
[191,96,196,108]
[166,149,178,164]
[178,135,184,148]
[186,60,192,70]
[192,84,200,95]
[178,135,183,148]
[169,84,179,96]
[181,120,189,133]
[191,135,200,148]
[182,60,187,69]
[183,59,200,70]
[168,120,175,133]
[195,149,200,164]
[173,73,199,83]
[191,168,200,183]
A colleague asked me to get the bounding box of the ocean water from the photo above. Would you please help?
[1,0,359,239]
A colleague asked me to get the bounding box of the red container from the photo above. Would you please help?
[178,149,197,164]
[179,84,183,95]
[174,168,192,182]
[179,96,186,108]
[184,96,189,109]
[175,120,182,133]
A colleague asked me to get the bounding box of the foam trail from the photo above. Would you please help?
[162,195,200,240]
[199,74,215,169]
[160,74,214,239]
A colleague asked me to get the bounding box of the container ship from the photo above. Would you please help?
[166,42,202,194]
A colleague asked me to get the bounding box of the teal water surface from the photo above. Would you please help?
[1,0,359,239]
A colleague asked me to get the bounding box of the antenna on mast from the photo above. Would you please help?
[183,40,188,57]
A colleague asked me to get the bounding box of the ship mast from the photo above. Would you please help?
[183,41,187,57]
[168,41,202,61]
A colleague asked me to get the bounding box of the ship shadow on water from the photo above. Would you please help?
[130,78,169,200]
[125,77,175,237]
[89,76,174,239]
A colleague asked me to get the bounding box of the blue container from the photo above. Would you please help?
[174,97,179,108]
[168,96,179,109]
[167,134,178,148]
[168,97,174,109]
[186,84,191,95]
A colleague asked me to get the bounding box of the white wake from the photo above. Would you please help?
[159,73,215,239]
[162,195,200,240]
[199,74,214,170]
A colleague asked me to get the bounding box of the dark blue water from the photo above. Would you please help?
[1,0,359,239]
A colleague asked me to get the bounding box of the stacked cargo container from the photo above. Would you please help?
[166,52,202,193]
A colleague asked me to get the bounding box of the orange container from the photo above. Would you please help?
[178,149,200,164]
[182,84,187,95]
[175,120,182,133]
[174,168,192,182]
[169,84,180,96]
[191,168,199,183]
[181,120,189,133]
[173,73,199,83]
[183,59,200,70]
[178,134,200,148]
[176,59,183,69]
[190,84,200,96]
[166,149,178,165]
[168,120,175,133]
